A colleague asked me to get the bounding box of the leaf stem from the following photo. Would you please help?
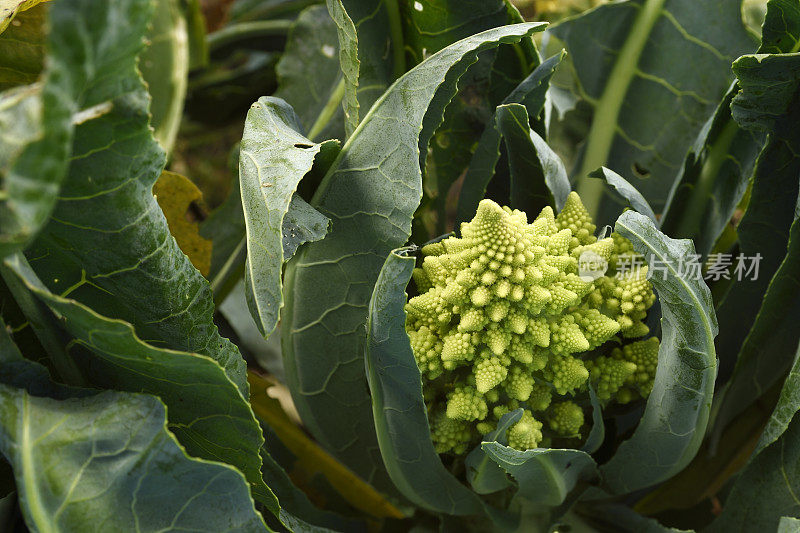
[307,77,345,140]
[0,257,87,387]
[575,0,666,217]
[385,0,406,80]
[207,20,293,51]
[672,118,740,243]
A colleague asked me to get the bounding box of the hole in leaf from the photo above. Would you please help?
[294,143,314,149]
[632,162,651,179]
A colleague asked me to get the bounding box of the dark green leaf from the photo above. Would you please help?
[282,23,545,493]
[0,387,269,532]
[274,4,344,141]
[713,139,800,385]
[759,0,800,54]
[456,51,565,224]
[550,0,757,216]
[3,253,281,512]
[481,443,596,507]
[659,86,764,259]
[239,96,331,338]
[601,211,718,494]
[588,167,657,224]
[25,0,249,396]
[712,183,800,440]
[400,0,524,234]
[706,345,800,532]
[731,53,800,149]
[365,247,484,514]
[0,3,44,90]
[496,103,570,214]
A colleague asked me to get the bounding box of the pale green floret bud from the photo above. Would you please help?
[547,401,584,438]
[405,193,657,453]
[507,410,543,450]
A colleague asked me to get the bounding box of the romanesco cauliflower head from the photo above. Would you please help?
[405,193,660,454]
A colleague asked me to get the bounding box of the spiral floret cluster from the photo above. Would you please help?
[405,193,659,454]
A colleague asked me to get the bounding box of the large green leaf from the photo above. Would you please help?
[239,96,332,338]
[140,0,189,154]
[0,386,269,532]
[0,2,44,90]
[455,51,565,224]
[659,85,764,259]
[550,0,756,216]
[24,0,249,396]
[495,103,570,214]
[601,211,718,494]
[274,4,344,141]
[706,346,800,532]
[282,22,545,494]
[3,253,280,512]
[365,247,484,514]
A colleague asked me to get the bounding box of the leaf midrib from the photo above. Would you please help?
[576,0,668,216]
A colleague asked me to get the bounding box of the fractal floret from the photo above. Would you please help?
[405,193,660,454]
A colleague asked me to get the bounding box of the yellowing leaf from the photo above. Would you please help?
[153,170,212,276]
[0,0,45,34]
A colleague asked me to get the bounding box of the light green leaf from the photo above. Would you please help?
[240,96,331,338]
[25,0,249,396]
[550,0,757,216]
[282,22,545,493]
[275,5,344,141]
[581,386,605,454]
[496,102,570,214]
[326,0,401,136]
[365,247,484,514]
[456,51,565,224]
[659,85,764,260]
[140,0,189,154]
[482,443,597,507]
[756,344,800,455]
[588,167,657,224]
[0,386,269,532]
[465,409,523,495]
[0,2,44,90]
[779,517,800,533]
[602,211,718,494]
[3,253,280,512]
